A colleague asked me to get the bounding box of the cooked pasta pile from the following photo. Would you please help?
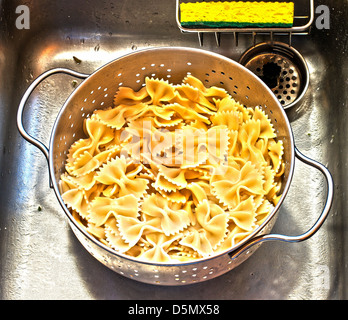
[59,75,285,262]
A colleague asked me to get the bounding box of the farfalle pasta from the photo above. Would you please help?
[59,74,285,262]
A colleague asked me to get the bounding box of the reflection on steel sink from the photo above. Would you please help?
[0,0,346,299]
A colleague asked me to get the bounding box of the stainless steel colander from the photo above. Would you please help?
[17,47,333,285]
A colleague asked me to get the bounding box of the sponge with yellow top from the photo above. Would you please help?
[180,1,295,28]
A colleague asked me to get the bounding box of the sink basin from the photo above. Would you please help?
[0,0,346,299]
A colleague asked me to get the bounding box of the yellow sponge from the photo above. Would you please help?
[180,1,295,28]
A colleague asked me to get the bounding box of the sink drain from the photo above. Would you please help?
[239,42,309,109]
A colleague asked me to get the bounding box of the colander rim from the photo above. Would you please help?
[48,46,295,267]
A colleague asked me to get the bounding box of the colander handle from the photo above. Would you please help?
[17,68,89,162]
[229,147,334,260]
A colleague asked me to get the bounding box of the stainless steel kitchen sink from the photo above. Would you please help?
[0,0,346,299]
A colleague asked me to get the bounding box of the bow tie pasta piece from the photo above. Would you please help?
[176,125,210,168]
[255,199,274,225]
[66,145,121,177]
[228,197,257,232]
[158,165,189,188]
[268,140,284,173]
[66,150,100,177]
[138,233,183,263]
[60,177,104,221]
[180,226,214,257]
[206,125,230,161]
[83,117,115,154]
[174,84,217,113]
[129,105,175,122]
[86,221,106,242]
[238,119,261,149]
[210,110,242,131]
[67,117,115,163]
[95,156,149,198]
[183,75,230,101]
[156,188,188,204]
[61,171,96,191]
[114,85,150,106]
[157,165,207,189]
[144,77,176,106]
[67,138,91,163]
[186,182,208,205]
[94,103,149,129]
[154,173,184,192]
[252,106,276,139]
[142,193,191,236]
[116,214,163,248]
[216,96,250,122]
[262,165,276,195]
[217,224,252,252]
[104,219,135,253]
[61,186,89,219]
[123,117,177,162]
[88,194,139,227]
[238,119,268,168]
[163,103,210,125]
[195,199,229,250]
[211,161,265,209]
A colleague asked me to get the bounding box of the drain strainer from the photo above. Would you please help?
[239,42,309,109]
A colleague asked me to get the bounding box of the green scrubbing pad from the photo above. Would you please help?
[180,1,295,28]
